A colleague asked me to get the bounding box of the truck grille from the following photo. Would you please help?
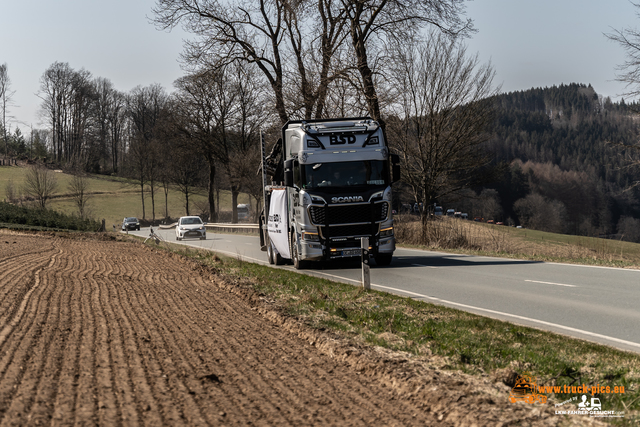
[309,201,389,226]
[321,224,377,239]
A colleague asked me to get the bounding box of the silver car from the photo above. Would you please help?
[175,216,206,241]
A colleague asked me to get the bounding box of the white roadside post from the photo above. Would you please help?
[361,237,370,289]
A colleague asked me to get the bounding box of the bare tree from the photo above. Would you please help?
[170,146,206,216]
[23,164,58,209]
[341,0,473,122]
[5,179,19,203]
[514,193,567,234]
[617,216,640,242]
[173,61,270,222]
[68,174,90,219]
[173,67,235,222]
[607,3,640,98]
[605,5,640,187]
[153,0,292,123]
[476,188,502,221]
[0,63,16,160]
[38,62,97,165]
[387,33,499,223]
[94,78,126,173]
[126,84,169,220]
[153,0,472,125]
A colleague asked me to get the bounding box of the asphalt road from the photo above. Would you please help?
[129,227,640,354]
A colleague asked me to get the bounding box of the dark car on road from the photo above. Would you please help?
[122,217,140,231]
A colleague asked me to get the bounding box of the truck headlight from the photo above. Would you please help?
[370,191,383,200]
[380,227,393,237]
[302,192,312,207]
[311,195,326,204]
[383,186,392,201]
[302,231,319,241]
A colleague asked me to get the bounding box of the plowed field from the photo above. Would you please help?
[0,230,585,426]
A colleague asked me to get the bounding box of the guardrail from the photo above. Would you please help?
[157,222,259,235]
[207,223,259,234]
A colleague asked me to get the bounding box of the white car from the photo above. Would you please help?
[175,216,206,241]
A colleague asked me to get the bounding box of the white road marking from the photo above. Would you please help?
[369,284,640,351]
[412,264,438,268]
[284,269,640,351]
[525,279,577,288]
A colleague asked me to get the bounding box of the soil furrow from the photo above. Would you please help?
[9,248,72,427]
[49,243,88,425]
[92,254,123,426]
[0,251,55,335]
[0,233,562,426]
[158,275,295,415]
[0,246,65,425]
[73,245,100,425]
[117,264,212,425]
[98,276,144,425]
[106,262,167,426]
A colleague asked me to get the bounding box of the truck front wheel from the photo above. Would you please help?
[291,236,307,270]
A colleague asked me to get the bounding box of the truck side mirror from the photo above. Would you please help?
[390,154,401,183]
[284,159,295,187]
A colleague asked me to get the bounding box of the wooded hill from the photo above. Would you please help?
[471,83,640,241]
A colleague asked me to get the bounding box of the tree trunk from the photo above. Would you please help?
[351,32,381,122]
[231,187,239,224]
[164,184,169,220]
[150,179,156,221]
[140,182,146,220]
[208,159,217,223]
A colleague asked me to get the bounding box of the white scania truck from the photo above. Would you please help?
[260,118,400,269]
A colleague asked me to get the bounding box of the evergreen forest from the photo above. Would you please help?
[468,83,640,241]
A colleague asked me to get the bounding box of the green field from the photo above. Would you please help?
[0,165,254,228]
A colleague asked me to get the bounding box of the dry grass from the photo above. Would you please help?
[394,215,640,268]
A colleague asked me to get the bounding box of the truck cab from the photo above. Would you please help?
[261,118,400,269]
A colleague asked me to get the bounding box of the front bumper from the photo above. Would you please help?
[298,234,395,261]
[177,229,206,239]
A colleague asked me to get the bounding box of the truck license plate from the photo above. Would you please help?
[341,249,361,257]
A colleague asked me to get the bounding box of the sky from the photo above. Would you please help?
[1,0,639,134]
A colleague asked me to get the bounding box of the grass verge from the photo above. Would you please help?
[395,216,640,269]
[147,239,639,424]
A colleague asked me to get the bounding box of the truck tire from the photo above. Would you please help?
[290,234,307,270]
[267,242,275,265]
[374,253,393,266]
[271,238,285,265]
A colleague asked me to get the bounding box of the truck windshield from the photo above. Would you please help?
[302,160,388,189]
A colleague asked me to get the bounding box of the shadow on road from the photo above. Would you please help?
[391,254,543,268]
[295,254,543,272]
